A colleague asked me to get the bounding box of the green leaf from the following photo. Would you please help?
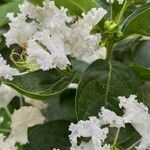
[76,59,143,120]
[71,58,89,73]
[131,65,150,81]
[42,89,77,122]
[54,0,99,16]
[134,40,150,68]
[0,0,22,27]
[75,59,143,149]
[0,108,11,136]
[3,69,76,99]
[106,124,140,149]
[113,35,142,64]
[123,8,150,36]
[27,0,43,6]
[24,120,71,150]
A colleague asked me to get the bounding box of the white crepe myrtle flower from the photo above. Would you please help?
[0,55,19,80]
[4,0,107,71]
[106,0,124,4]
[9,106,45,144]
[80,47,107,64]
[28,30,71,70]
[119,95,150,150]
[0,134,16,150]
[70,8,107,62]
[69,117,109,150]
[24,96,47,110]
[99,107,125,128]
[0,84,19,108]
[4,13,38,47]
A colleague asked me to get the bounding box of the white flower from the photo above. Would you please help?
[80,47,107,64]
[119,95,150,150]
[0,55,19,80]
[99,107,124,128]
[0,84,19,108]
[4,0,107,71]
[26,39,54,70]
[28,30,71,70]
[106,0,124,4]
[70,8,107,62]
[9,106,45,144]
[69,117,109,150]
[0,134,16,150]
[24,96,47,110]
[4,13,38,47]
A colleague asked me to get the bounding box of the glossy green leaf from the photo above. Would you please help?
[123,8,150,36]
[54,0,99,16]
[113,35,142,64]
[0,108,11,136]
[131,65,150,81]
[134,40,150,68]
[3,69,76,99]
[106,124,140,149]
[71,58,89,73]
[42,89,77,122]
[24,120,71,150]
[0,0,22,27]
[75,59,143,149]
[76,59,143,120]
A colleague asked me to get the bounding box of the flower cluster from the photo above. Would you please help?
[4,0,107,71]
[69,95,150,150]
[0,85,46,150]
[0,105,45,150]
[0,55,19,80]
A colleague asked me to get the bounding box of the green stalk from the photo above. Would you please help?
[112,128,121,147]
[106,39,114,61]
[116,0,130,25]
[106,0,130,61]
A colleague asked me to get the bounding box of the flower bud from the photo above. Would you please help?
[104,21,118,33]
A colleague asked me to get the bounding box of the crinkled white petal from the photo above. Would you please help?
[4,13,38,47]
[99,107,124,128]
[9,106,45,144]
[27,39,54,70]
[0,55,19,80]
[24,96,48,110]
[70,8,107,62]
[119,95,150,150]
[0,84,19,108]
[69,116,109,150]
[80,47,106,64]
[4,1,107,71]
[0,134,16,150]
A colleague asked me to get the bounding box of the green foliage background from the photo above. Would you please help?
[0,0,150,150]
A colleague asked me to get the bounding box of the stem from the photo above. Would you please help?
[106,40,114,61]
[112,128,121,147]
[20,95,24,107]
[0,129,11,133]
[126,139,141,150]
[109,0,113,20]
[4,107,11,120]
[116,0,129,25]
